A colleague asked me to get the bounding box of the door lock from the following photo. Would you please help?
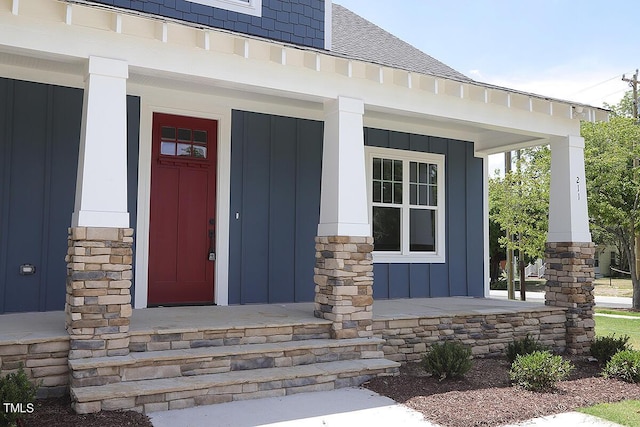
[208,252,216,261]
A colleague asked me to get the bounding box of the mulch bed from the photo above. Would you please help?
[365,357,640,427]
[15,357,640,427]
[21,397,152,427]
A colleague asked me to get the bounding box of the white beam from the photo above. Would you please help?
[318,96,370,237]
[547,135,591,242]
[72,56,129,228]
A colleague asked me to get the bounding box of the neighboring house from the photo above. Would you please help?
[0,0,604,414]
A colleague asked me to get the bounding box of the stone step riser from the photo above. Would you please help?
[70,344,384,387]
[73,364,399,414]
[129,324,332,352]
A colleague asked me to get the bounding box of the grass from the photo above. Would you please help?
[579,400,640,426]
[595,313,640,349]
[593,278,633,298]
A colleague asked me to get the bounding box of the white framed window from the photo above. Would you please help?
[186,0,262,17]
[366,147,445,263]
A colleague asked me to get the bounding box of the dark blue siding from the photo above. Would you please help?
[87,0,326,49]
[127,96,141,298]
[0,78,140,313]
[229,110,322,304]
[365,128,484,299]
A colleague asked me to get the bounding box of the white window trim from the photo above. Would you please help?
[366,146,446,264]
[186,0,262,17]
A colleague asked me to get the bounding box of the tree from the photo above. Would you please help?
[582,116,640,309]
[603,90,634,118]
[489,147,550,293]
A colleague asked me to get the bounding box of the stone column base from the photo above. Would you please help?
[65,227,133,359]
[544,242,595,355]
[314,236,374,339]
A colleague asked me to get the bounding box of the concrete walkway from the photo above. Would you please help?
[148,388,623,427]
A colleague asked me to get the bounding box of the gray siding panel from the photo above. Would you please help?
[466,152,485,297]
[229,110,322,304]
[365,129,484,299]
[0,78,140,313]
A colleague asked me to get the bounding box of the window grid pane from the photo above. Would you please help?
[373,157,402,205]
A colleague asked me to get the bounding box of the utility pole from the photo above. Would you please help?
[505,151,515,300]
[622,70,640,283]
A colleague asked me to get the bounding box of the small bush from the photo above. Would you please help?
[603,349,640,383]
[509,350,573,391]
[0,366,39,427]
[591,334,630,364]
[422,341,472,380]
[506,334,548,363]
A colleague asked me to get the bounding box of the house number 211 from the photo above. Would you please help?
[576,177,580,200]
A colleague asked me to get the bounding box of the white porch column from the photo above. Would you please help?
[545,134,595,355]
[314,96,373,339]
[317,96,369,236]
[547,135,591,243]
[72,56,129,228]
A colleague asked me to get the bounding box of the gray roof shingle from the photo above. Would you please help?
[331,3,471,82]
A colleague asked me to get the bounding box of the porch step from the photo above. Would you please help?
[71,358,400,414]
[128,322,332,352]
[69,338,385,387]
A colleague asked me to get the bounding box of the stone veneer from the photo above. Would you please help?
[544,242,596,355]
[313,236,374,339]
[373,307,568,362]
[65,227,133,360]
[0,337,70,398]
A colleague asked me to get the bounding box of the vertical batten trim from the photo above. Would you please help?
[506,93,511,108]
[407,72,412,89]
[434,79,439,94]
[114,14,122,33]
[65,4,73,25]
[204,31,210,50]
[548,102,553,116]
[483,88,489,103]
[315,53,321,71]
[459,84,464,98]
[378,67,383,84]
[528,97,533,112]
[347,60,352,78]
[11,0,18,15]
[161,22,168,43]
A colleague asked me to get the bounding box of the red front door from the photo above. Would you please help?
[148,113,217,305]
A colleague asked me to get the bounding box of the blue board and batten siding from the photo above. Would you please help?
[365,128,485,299]
[228,111,485,304]
[87,0,326,49]
[0,78,140,314]
[229,110,323,304]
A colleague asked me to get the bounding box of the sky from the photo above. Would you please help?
[333,0,639,108]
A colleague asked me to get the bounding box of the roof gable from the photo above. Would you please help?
[331,3,471,82]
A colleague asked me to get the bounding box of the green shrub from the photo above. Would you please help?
[591,334,630,364]
[506,334,548,363]
[603,349,640,383]
[509,350,573,391]
[422,341,472,380]
[0,366,39,427]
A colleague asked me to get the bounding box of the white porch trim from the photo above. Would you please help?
[547,135,592,243]
[72,56,129,228]
[318,96,370,237]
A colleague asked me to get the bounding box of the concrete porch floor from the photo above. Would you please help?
[0,297,546,344]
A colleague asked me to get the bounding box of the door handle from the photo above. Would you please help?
[208,229,215,261]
